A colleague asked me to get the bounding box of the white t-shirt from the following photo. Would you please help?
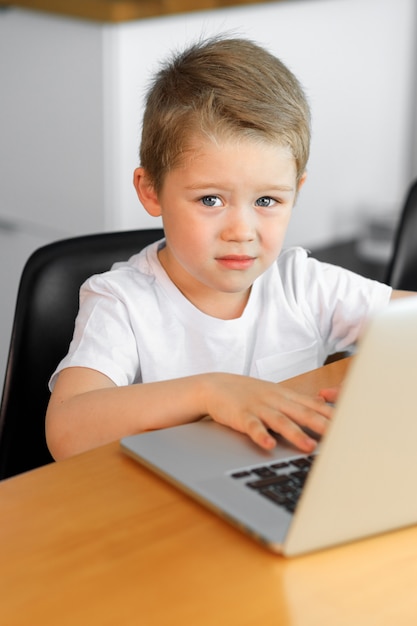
[50,240,392,389]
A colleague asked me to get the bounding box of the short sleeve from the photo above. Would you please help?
[278,248,392,355]
[49,273,141,390]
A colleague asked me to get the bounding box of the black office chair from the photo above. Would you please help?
[0,228,164,480]
[385,179,417,290]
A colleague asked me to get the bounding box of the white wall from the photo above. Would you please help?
[105,0,417,246]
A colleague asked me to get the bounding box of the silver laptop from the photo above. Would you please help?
[121,296,417,556]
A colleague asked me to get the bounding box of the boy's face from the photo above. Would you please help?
[135,136,304,319]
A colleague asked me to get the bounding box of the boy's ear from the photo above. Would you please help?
[298,171,307,191]
[133,167,162,217]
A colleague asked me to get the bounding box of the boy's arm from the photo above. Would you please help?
[390,289,416,299]
[45,366,333,461]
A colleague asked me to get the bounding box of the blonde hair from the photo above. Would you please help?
[140,36,310,192]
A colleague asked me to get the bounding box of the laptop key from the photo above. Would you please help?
[230,470,252,479]
[260,486,300,513]
[261,490,288,506]
[291,457,313,469]
[270,461,290,470]
[251,466,278,478]
[246,473,290,489]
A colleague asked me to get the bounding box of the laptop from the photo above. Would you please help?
[121,296,417,556]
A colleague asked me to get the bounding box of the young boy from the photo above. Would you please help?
[46,36,412,461]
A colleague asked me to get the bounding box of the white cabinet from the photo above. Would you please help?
[0,10,107,236]
[0,9,108,387]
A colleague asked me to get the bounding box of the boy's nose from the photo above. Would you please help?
[221,207,256,242]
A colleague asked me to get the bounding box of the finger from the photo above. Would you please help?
[270,416,318,452]
[244,416,277,450]
[246,413,318,453]
[278,388,334,419]
[299,395,334,418]
[265,394,332,437]
[318,386,341,404]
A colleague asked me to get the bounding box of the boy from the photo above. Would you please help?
[46,37,412,461]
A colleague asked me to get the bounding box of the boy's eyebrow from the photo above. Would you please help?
[185,182,295,192]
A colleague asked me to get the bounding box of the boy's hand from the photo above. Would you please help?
[202,373,333,452]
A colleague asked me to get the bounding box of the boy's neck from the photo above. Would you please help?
[186,288,252,320]
[157,246,251,320]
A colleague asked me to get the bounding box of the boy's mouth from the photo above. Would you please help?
[216,255,256,270]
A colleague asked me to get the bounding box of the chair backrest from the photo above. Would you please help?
[0,228,164,479]
[385,179,417,290]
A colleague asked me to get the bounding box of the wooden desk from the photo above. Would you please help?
[2,357,417,625]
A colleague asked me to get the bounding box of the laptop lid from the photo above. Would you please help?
[121,296,417,556]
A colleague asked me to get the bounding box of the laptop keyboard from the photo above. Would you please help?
[230,455,316,514]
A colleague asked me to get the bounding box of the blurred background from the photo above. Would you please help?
[1,0,416,387]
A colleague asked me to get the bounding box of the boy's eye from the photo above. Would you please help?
[200,195,222,207]
[255,196,276,208]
